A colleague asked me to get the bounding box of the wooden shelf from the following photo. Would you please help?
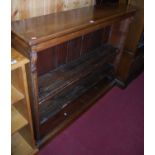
[12,132,37,155]
[40,64,114,124]
[12,85,24,104]
[38,45,117,103]
[11,48,29,71]
[39,73,116,140]
[11,106,28,135]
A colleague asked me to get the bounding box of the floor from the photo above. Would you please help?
[39,73,144,155]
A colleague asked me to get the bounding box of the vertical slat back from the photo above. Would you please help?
[37,27,111,76]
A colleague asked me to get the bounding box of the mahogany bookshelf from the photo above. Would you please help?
[12,4,136,146]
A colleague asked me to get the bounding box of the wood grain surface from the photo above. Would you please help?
[12,4,136,48]
[12,0,95,21]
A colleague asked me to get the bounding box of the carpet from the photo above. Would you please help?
[39,73,144,155]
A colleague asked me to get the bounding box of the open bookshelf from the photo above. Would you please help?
[11,4,136,145]
[11,48,38,154]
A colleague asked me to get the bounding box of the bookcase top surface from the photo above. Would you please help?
[12,4,136,46]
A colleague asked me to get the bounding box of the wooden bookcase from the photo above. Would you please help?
[11,48,38,155]
[11,4,136,146]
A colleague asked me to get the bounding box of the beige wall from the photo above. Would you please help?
[12,0,95,21]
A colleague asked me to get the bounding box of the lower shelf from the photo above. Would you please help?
[40,64,113,124]
[11,132,37,155]
[38,72,116,145]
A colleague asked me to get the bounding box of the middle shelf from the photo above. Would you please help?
[38,45,117,104]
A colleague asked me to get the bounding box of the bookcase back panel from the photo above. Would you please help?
[37,26,111,76]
